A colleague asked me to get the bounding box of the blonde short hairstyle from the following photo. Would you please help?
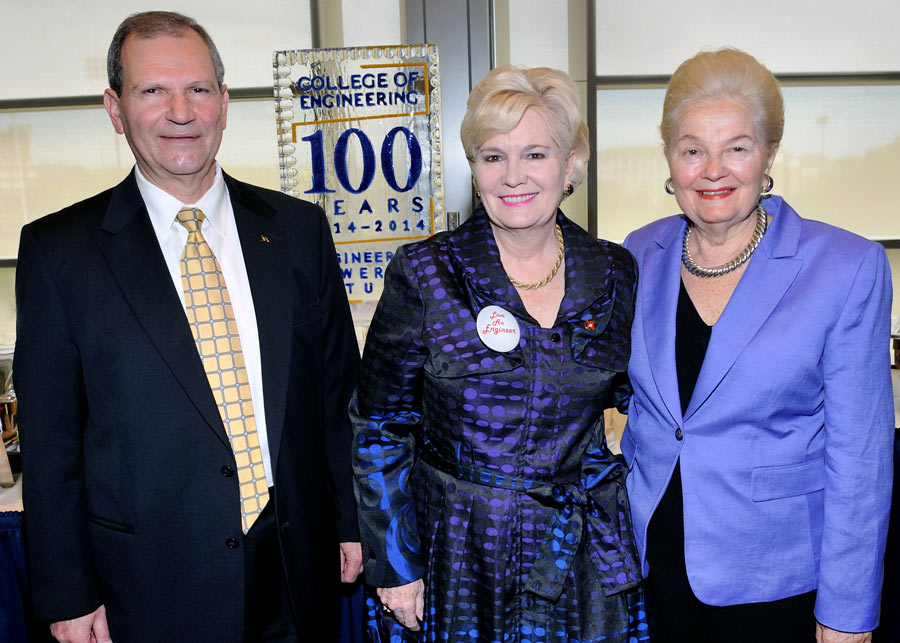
[661,48,784,154]
[460,66,590,188]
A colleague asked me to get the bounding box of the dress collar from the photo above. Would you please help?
[445,206,617,325]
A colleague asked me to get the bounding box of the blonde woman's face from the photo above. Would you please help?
[472,108,575,233]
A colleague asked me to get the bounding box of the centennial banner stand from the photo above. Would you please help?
[273,45,445,344]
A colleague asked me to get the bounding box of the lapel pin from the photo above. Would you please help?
[584,319,595,331]
[260,235,270,243]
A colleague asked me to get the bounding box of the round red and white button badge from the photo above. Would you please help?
[476,305,520,352]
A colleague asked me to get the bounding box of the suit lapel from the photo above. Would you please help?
[685,197,803,420]
[98,173,229,446]
[224,175,291,469]
[639,218,685,426]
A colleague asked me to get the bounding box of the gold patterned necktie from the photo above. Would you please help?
[176,207,269,533]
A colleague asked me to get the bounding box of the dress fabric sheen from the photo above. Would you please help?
[351,207,649,642]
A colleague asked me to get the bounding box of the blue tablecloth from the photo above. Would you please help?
[0,512,30,642]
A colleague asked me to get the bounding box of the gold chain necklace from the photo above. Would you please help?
[507,224,565,290]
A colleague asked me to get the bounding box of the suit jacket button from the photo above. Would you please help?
[221,465,235,477]
[550,332,561,342]
[225,537,240,549]
[675,428,683,441]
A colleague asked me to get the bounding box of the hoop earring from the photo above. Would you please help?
[762,174,774,194]
[563,184,574,197]
[664,178,675,195]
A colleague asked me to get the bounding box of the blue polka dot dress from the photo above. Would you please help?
[351,208,649,642]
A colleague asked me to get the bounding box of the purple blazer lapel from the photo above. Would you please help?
[685,197,803,420]
[638,218,685,426]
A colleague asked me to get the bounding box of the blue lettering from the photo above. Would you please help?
[387,198,399,213]
[358,200,373,214]
[382,127,422,193]
[334,129,375,194]
[411,196,424,212]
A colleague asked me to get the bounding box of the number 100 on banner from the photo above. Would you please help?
[273,45,445,303]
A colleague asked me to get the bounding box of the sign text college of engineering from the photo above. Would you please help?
[273,45,444,303]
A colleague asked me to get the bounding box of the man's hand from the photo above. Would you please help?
[816,622,872,643]
[377,580,425,631]
[50,605,111,643]
[339,541,363,583]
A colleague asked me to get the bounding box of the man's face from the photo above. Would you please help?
[104,30,228,196]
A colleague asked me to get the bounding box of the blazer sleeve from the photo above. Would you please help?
[315,207,362,542]
[14,224,103,621]
[349,246,427,587]
[612,247,638,414]
[815,242,894,632]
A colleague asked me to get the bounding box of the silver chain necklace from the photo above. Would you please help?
[682,203,768,278]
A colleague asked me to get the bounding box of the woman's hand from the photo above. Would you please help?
[377,580,425,631]
[816,622,872,643]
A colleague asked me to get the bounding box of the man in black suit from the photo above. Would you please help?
[14,11,361,642]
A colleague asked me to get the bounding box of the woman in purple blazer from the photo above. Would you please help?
[622,49,893,643]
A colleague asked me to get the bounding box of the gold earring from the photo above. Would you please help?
[563,184,574,197]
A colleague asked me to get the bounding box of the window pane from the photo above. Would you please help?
[508,0,569,72]
[1,1,311,99]
[342,0,401,46]
[594,87,670,242]
[595,0,900,76]
[0,268,14,347]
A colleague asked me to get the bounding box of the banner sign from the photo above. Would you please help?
[273,45,445,303]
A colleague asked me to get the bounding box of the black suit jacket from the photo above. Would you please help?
[14,171,359,642]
